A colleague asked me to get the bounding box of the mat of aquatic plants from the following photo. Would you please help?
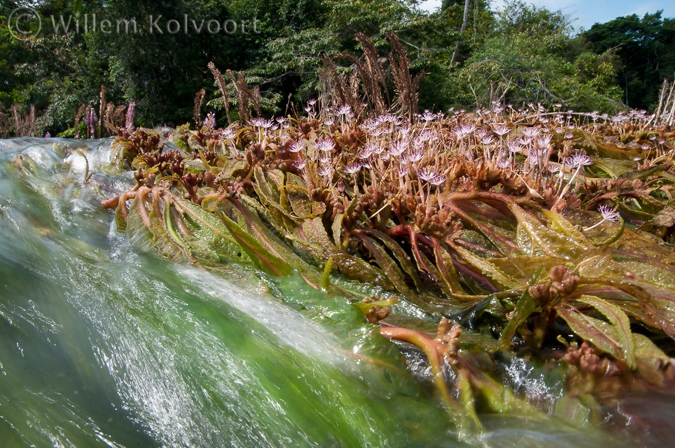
[6,104,675,446]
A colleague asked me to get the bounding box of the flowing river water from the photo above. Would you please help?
[1,137,673,447]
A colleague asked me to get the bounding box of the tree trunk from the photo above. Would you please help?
[450,0,471,66]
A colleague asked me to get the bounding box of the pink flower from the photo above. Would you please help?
[315,139,336,152]
[492,125,510,136]
[289,141,305,153]
[345,162,362,174]
[598,205,620,223]
[408,149,424,163]
[565,153,592,168]
[418,167,437,181]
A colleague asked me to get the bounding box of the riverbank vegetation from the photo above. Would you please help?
[93,29,675,436]
[1,0,674,136]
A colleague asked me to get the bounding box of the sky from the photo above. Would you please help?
[419,0,675,31]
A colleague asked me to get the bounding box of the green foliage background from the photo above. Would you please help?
[1,0,673,134]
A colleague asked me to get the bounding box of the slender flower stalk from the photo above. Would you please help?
[583,205,621,231]
[553,153,592,208]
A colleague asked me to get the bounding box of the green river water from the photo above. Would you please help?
[1,138,673,447]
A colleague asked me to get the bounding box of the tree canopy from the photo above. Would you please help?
[584,11,675,110]
[0,0,673,134]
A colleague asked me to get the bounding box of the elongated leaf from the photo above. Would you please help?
[252,168,299,233]
[509,204,588,260]
[500,265,544,348]
[220,159,249,178]
[554,394,593,427]
[500,292,536,348]
[576,296,635,369]
[295,218,388,286]
[332,213,344,247]
[361,229,424,291]
[357,233,415,296]
[254,166,280,204]
[225,198,321,273]
[542,209,592,247]
[114,202,128,233]
[433,240,465,295]
[454,245,522,290]
[320,257,333,290]
[217,210,294,276]
[286,172,326,219]
[574,247,626,280]
[556,307,623,361]
[633,333,671,385]
[126,194,188,262]
[489,256,566,282]
[354,297,398,313]
[163,200,196,263]
[461,361,541,416]
[559,305,670,381]
[457,368,480,428]
[237,194,296,235]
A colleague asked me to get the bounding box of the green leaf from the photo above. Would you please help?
[633,333,671,385]
[163,200,195,263]
[542,209,592,247]
[555,307,623,361]
[295,218,388,286]
[433,239,465,296]
[510,204,588,260]
[576,296,635,369]
[500,264,544,348]
[454,245,522,290]
[114,202,127,233]
[321,257,333,290]
[356,233,415,297]
[252,167,291,220]
[554,394,593,427]
[361,229,425,291]
[286,172,326,219]
[332,213,344,247]
[354,297,398,313]
[217,210,294,276]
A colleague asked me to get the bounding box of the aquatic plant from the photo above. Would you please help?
[100,96,675,438]
[92,31,675,439]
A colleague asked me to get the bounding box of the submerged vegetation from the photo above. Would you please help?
[88,34,675,440]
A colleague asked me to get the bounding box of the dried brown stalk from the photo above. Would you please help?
[226,70,254,124]
[208,62,232,125]
[9,104,37,137]
[320,32,423,119]
[320,54,364,115]
[74,104,86,138]
[353,32,389,114]
[654,76,675,126]
[99,85,106,136]
[112,104,127,126]
[194,89,206,126]
[0,104,9,138]
[387,32,424,120]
